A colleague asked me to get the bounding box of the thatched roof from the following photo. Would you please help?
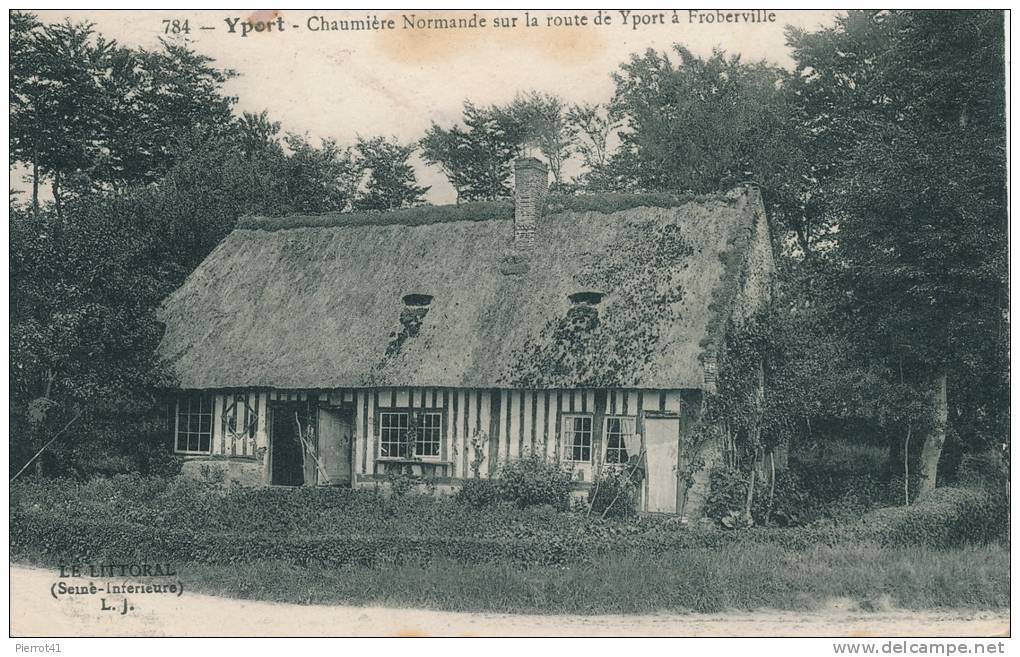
[158,188,767,390]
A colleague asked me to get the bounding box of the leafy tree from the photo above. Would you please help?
[97,40,237,189]
[507,91,573,187]
[9,12,238,212]
[10,197,174,475]
[788,10,1007,495]
[421,101,525,201]
[608,46,794,196]
[565,102,618,189]
[353,136,429,211]
[9,15,111,214]
[279,134,360,214]
[235,110,283,158]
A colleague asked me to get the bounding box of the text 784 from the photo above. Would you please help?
[162,19,191,34]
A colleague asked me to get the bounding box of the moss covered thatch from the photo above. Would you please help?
[236,200,513,231]
[235,193,704,232]
[158,188,763,390]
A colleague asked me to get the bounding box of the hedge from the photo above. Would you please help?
[10,477,1007,570]
[9,475,588,540]
[10,508,842,568]
[10,510,598,567]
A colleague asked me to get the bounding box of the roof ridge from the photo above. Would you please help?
[236,190,742,232]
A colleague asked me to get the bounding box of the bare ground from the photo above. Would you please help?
[9,566,1008,637]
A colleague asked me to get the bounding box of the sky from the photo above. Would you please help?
[27,9,842,204]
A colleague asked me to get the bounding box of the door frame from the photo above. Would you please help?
[267,399,319,486]
[316,404,356,487]
[640,410,682,514]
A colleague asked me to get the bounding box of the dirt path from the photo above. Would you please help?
[9,566,1008,637]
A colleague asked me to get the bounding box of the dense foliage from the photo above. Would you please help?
[784,11,1007,495]
[587,466,640,518]
[495,452,574,510]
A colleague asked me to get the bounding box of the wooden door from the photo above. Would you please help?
[644,415,680,513]
[317,407,354,486]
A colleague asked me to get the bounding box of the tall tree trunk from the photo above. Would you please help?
[52,171,62,221]
[744,360,765,523]
[903,423,912,505]
[31,154,39,215]
[744,453,757,522]
[916,371,948,499]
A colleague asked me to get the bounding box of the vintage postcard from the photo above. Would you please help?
[7,7,1010,645]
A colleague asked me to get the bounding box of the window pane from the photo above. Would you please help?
[174,393,214,453]
[563,415,593,462]
[605,416,632,464]
[414,412,441,457]
[380,412,409,458]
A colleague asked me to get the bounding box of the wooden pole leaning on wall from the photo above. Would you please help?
[295,411,331,485]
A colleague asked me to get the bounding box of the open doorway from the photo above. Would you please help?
[269,401,317,486]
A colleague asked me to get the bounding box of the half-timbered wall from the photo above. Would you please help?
[180,387,695,486]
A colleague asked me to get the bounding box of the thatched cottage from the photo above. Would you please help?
[158,158,775,517]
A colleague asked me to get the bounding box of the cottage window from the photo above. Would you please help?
[604,416,636,464]
[415,412,442,457]
[562,415,593,462]
[174,392,213,454]
[379,412,410,458]
[379,410,443,459]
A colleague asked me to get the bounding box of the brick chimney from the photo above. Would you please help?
[513,157,548,249]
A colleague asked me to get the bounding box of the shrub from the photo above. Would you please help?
[455,478,500,508]
[956,450,1009,490]
[386,472,417,497]
[704,467,749,524]
[753,468,814,527]
[856,486,1008,548]
[791,457,889,512]
[588,467,638,518]
[135,440,184,478]
[707,466,832,527]
[496,452,573,510]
